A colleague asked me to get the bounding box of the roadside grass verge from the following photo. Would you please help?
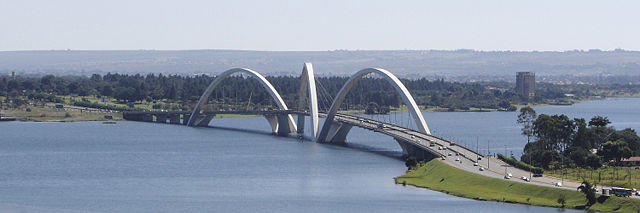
[395,159,640,213]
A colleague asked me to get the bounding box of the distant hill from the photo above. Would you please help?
[2,49,640,78]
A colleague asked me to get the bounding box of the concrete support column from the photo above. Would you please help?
[182,114,191,125]
[142,114,153,122]
[276,114,293,136]
[169,114,181,124]
[394,138,437,161]
[155,114,167,123]
[321,121,352,144]
[264,115,279,134]
[296,115,305,135]
[195,114,214,127]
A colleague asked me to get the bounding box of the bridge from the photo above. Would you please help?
[123,62,483,161]
[122,62,624,194]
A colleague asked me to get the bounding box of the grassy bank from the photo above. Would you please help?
[9,106,121,122]
[395,159,640,213]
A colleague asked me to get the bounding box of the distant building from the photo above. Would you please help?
[618,157,640,166]
[516,72,535,98]
[11,71,16,79]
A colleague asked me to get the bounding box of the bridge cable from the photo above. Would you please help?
[245,88,254,111]
[314,79,329,111]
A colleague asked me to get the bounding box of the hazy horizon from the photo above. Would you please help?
[2,0,640,51]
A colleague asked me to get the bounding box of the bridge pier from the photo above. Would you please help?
[296,115,305,135]
[394,138,437,161]
[195,114,215,127]
[320,121,352,144]
[169,114,181,124]
[123,113,143,121]
[182,114,190,125]
[142,114,153,122]
[264,114,296,136]
[155,114,167,123]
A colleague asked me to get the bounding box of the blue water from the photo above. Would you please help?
[2,98,637,212]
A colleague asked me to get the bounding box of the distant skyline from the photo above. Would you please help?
[1,0,640,51]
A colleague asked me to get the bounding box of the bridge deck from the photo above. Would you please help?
[124,110,305,115]
[332,113,484,160]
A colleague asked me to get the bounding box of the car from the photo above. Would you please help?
[438,146,442,150]
[455,157,460,161]
[477,157,482,161]
[455,152,459,156]
[441,156,446,160]
[411,135,415,139]
[521,176,530,182]
[473,162,478,166]
[504,175,511,179]
[429,142,435,147]
[507,173,513,178]
[448,153,452,156]
[555,182,563,187]
[377,123,385,128]
[479,167,485,171]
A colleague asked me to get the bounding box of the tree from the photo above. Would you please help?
[532,114,575,152]
[589,116,611,127]
[585,154,602,169]
[498,100,510,109]
[102,85,113,97]
[571,118,594,149]
[405,156,418,170]
[577,181,597,206]
[517,106,537,144]
[600,139,632,163]
[610,128,640,155]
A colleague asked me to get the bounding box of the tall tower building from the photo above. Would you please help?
[516,72,535,98]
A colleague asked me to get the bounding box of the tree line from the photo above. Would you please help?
[0,73,617,111]
[518,107,640,170]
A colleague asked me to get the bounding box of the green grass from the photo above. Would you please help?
[56,95,182,111]
[546,167,640,189]
[9,106,122,122]
[395,159,640,212]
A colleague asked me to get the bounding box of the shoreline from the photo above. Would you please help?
[396,158,640,213]
[5,97,639,123]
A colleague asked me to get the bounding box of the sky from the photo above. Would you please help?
[1,0,639,51]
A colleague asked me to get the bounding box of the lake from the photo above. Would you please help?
[2,98,638,212]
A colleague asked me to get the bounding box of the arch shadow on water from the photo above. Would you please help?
[205,122,406,161]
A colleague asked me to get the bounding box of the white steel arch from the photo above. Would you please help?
[316,68,430,143]
[187,68,297,133]
[297,62,319,139]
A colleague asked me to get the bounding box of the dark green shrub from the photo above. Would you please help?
[498,153,544,175]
